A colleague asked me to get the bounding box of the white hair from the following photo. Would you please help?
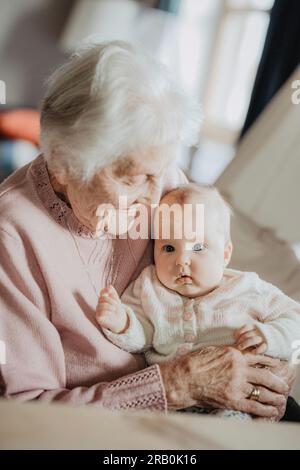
[40,41,202,181]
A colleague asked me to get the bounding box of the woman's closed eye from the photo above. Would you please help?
[123,174,151,186]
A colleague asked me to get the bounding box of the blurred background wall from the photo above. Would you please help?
[0,0,73,106]
[0,0,277,181]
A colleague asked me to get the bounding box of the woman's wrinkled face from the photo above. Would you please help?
[62,148,174,236]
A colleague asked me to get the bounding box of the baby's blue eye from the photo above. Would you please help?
[193,243,204,252]
[162,245,175,253]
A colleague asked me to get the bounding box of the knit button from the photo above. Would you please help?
[183,311,193,321]
[184,333,196,342]
[177,345,191,356]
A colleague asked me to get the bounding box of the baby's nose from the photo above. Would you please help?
[175,252,191,267]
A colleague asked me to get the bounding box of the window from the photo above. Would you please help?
[203,0,274,141]
[165,0,275,182]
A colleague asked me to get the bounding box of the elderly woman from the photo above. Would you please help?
[0,41,293,418]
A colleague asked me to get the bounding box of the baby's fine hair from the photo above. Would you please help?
[162,182,232,243]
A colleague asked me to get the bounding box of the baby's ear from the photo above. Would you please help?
[224,241,233,267]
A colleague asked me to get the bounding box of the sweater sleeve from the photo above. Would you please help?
[252,281,300,360]
[103,272,155,353]
[0,229,166,412]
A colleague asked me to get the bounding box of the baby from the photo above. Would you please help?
[96,183,300,420]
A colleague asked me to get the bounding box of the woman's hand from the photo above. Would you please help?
[159,346,289,418]
[96,285,129,334]
[265,359,297,420]
[251,360,296,421]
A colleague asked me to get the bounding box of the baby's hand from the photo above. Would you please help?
[235,324,267,354]
[96,285,129,334]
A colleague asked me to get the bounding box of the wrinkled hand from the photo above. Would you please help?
[235,324,267,354]
[262,359,297,420]
[96,285,129,334]
[159,346,289,418]
[234,326,296,420]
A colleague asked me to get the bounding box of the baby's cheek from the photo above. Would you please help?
[194,254,223,283]
[194,259,211,281]
[156,257,174,285]
[155,256,166,276]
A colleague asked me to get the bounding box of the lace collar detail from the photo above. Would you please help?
[29,154,108,239]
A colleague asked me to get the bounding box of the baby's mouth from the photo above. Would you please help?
[176,274,193,285]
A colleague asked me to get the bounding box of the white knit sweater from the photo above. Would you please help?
[104,265,300,364]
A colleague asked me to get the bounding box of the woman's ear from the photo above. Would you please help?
[224,241,233,267]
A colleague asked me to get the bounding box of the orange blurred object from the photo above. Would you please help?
[0,109,40,146]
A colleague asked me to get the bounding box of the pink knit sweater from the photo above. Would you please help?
[0,155,186,411]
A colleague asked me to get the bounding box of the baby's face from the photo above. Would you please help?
[154,199,232,298]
